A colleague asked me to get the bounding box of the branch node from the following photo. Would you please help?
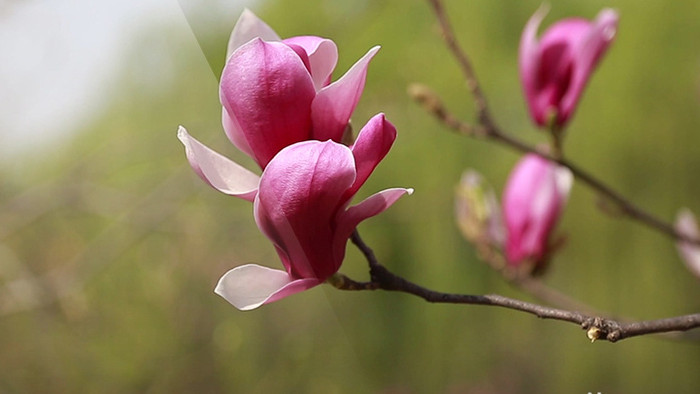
[582,317,622,342]
[587,326,602,342]
[327,273,377,291]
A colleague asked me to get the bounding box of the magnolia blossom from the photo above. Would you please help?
[222,9,379,168]
[178,114,412,310]
[502,154,572,267]
[519,6,618,129]
[675,209,700,280]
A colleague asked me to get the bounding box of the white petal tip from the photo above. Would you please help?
[214,284,261,311]
[177,125,188,141]
[406,188,415,195]
[212,264,319,311]
[213,264,291,311]
[528,4,550,30]
[554,166,574,195]
[367,46,381,58]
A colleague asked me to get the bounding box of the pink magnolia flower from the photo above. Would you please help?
[221,9,379,168]
[502,153,572,267]
[675,209,700,280]
[519,6,618,129]
[178,114,412,310]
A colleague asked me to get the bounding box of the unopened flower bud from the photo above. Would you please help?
[502,154,572,269]
[455,170,505,247]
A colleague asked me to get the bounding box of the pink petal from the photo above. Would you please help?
[553,162,574,200]
[334,188,413,265]
[519,5,549,125]
[520,163,571,256]
[311,46,380,142]
[177,126,259,202]
[221,108,254,158]
[533,18,589,125]
[347,113,397,197]
[220,38,316,168]
[254,140,356,280]
[226,9,281,60]
[283,36,338,90]
[214,264,320,311]
[503,154,571,264]
[282,43,313,75]
[560,9,618,123]
[343,187,414,229]
[675,209,700,279]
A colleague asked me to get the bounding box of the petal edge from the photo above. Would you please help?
[226,9,281,60]
[177,126,259,202]
[311,46,380,142]
[214,264,320,310]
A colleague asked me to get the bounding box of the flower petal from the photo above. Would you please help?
[283,36,338,90]
[254,140,356,280]
[177,126,259,202]
[214,264,320,311]
[675,209,700,280]
[343,187,413,227]
[519,5,549,125]
[560,8,618,122]
[226,9,281,60]
[220,38,316,168]
[503,154,571,264]
[311,46,380,142]
[334,188,413,264]
[347,113,397,196]
[221,108,254,158]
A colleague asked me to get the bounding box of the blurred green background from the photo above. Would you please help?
[2,0,700,392]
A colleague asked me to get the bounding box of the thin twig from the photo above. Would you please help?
[337,231,700,342]
[425,0,492,126]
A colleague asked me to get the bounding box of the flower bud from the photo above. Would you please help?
[519,6,618,129]
[455,169,505,247]
[221,9,379,168]
[502,154,572,268]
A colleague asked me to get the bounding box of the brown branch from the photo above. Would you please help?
[463,237,602,316]
[411,84,700,247]
[472,244,700,341]
[334,231,700,343]
[425,0,492,126]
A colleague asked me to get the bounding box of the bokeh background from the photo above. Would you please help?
[2,0,700,392]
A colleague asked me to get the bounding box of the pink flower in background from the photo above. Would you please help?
[675,209,700,280]
[502,153,572,267]
[178,114,412,310]
[221,9,379,168]
[519,6,618,129]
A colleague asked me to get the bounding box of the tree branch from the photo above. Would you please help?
[333,231,700,343]
[410,84,700,247]
[425,0,492,127]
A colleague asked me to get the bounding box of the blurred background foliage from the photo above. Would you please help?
[2,0,700,392]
